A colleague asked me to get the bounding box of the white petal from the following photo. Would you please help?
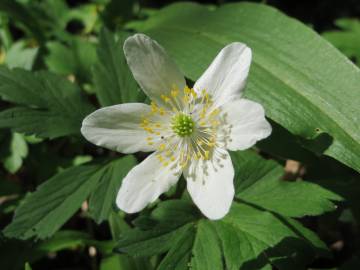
[116,151,182,213]
[221,99,272,151]
[124,34,186,105]
[194,43,252,107]
[184,149,234,220]
[81,103,157,153]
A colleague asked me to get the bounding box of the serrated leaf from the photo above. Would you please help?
[130,2,360,173]
[116,222,192,258]
[191,221,223,270]
[0,67,94,139]
[3,158,133,240]
[89,155,137,223]
[115,201,198,257]
[3,165,100,239]
[93,28,143,106]
[157,224,195,270]
[232,150,342,217]
[115,200,327,270]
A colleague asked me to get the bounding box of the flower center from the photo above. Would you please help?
[139,85,231,168]
[171,113,194,137]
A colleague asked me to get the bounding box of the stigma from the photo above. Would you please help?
[171,113,194,137]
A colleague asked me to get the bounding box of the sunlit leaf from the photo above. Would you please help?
[3,156,136,239]
[115,199,327,270]
[0,67,94,138]
[130,2,360,173]
[89,155,137,223]
[232,150,342,217]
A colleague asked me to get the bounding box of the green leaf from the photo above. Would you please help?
[116,200,327,270]
[3,132,28,174]
[45,37,97,83]
[89,155,137,224]
[100,255,136,270]
[93,28,143,106]
[3,164,100,239]
[323,19,360,64]
[3,157,134,240]
[157,223,195,270]
[232,150,342,217]
[0,0,45,42]
[116,222,192,258]
[24,262,32,270]
[67,4,99,34]
[130,2,360,173]
[37,230,93,251]
[4,41,38,70]
[0,230,95,270]
[0,67,94,139]
[191,221,223,270]
[101,0,138,29]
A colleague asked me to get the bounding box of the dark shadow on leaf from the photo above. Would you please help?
[241,237,322,270]
[298,131,333,156]
[258,120,319,163]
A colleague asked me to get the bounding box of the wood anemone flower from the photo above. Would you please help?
[81,34,272,220]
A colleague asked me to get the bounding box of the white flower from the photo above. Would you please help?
[81,34,271,220]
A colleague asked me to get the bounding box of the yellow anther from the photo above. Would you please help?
[161,94,170,103]
[151,102,158,112]
[211,120,220,127]
[183,95,189,103]
[163,161,169,167]
[155,123,161,128]
[159,107,166,115]
[171,89,179,97]
[170,156,175,161]
[146,137,153,141]
[190,88,197,98]
[204,93,210,104]
[159,144,166,151]
[184,86,191,95]
[210,109,220,116]
[204,151,210,160]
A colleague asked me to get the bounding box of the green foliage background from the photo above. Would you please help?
[0,0,360,269]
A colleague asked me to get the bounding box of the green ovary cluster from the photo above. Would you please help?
[172,113,195,137]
